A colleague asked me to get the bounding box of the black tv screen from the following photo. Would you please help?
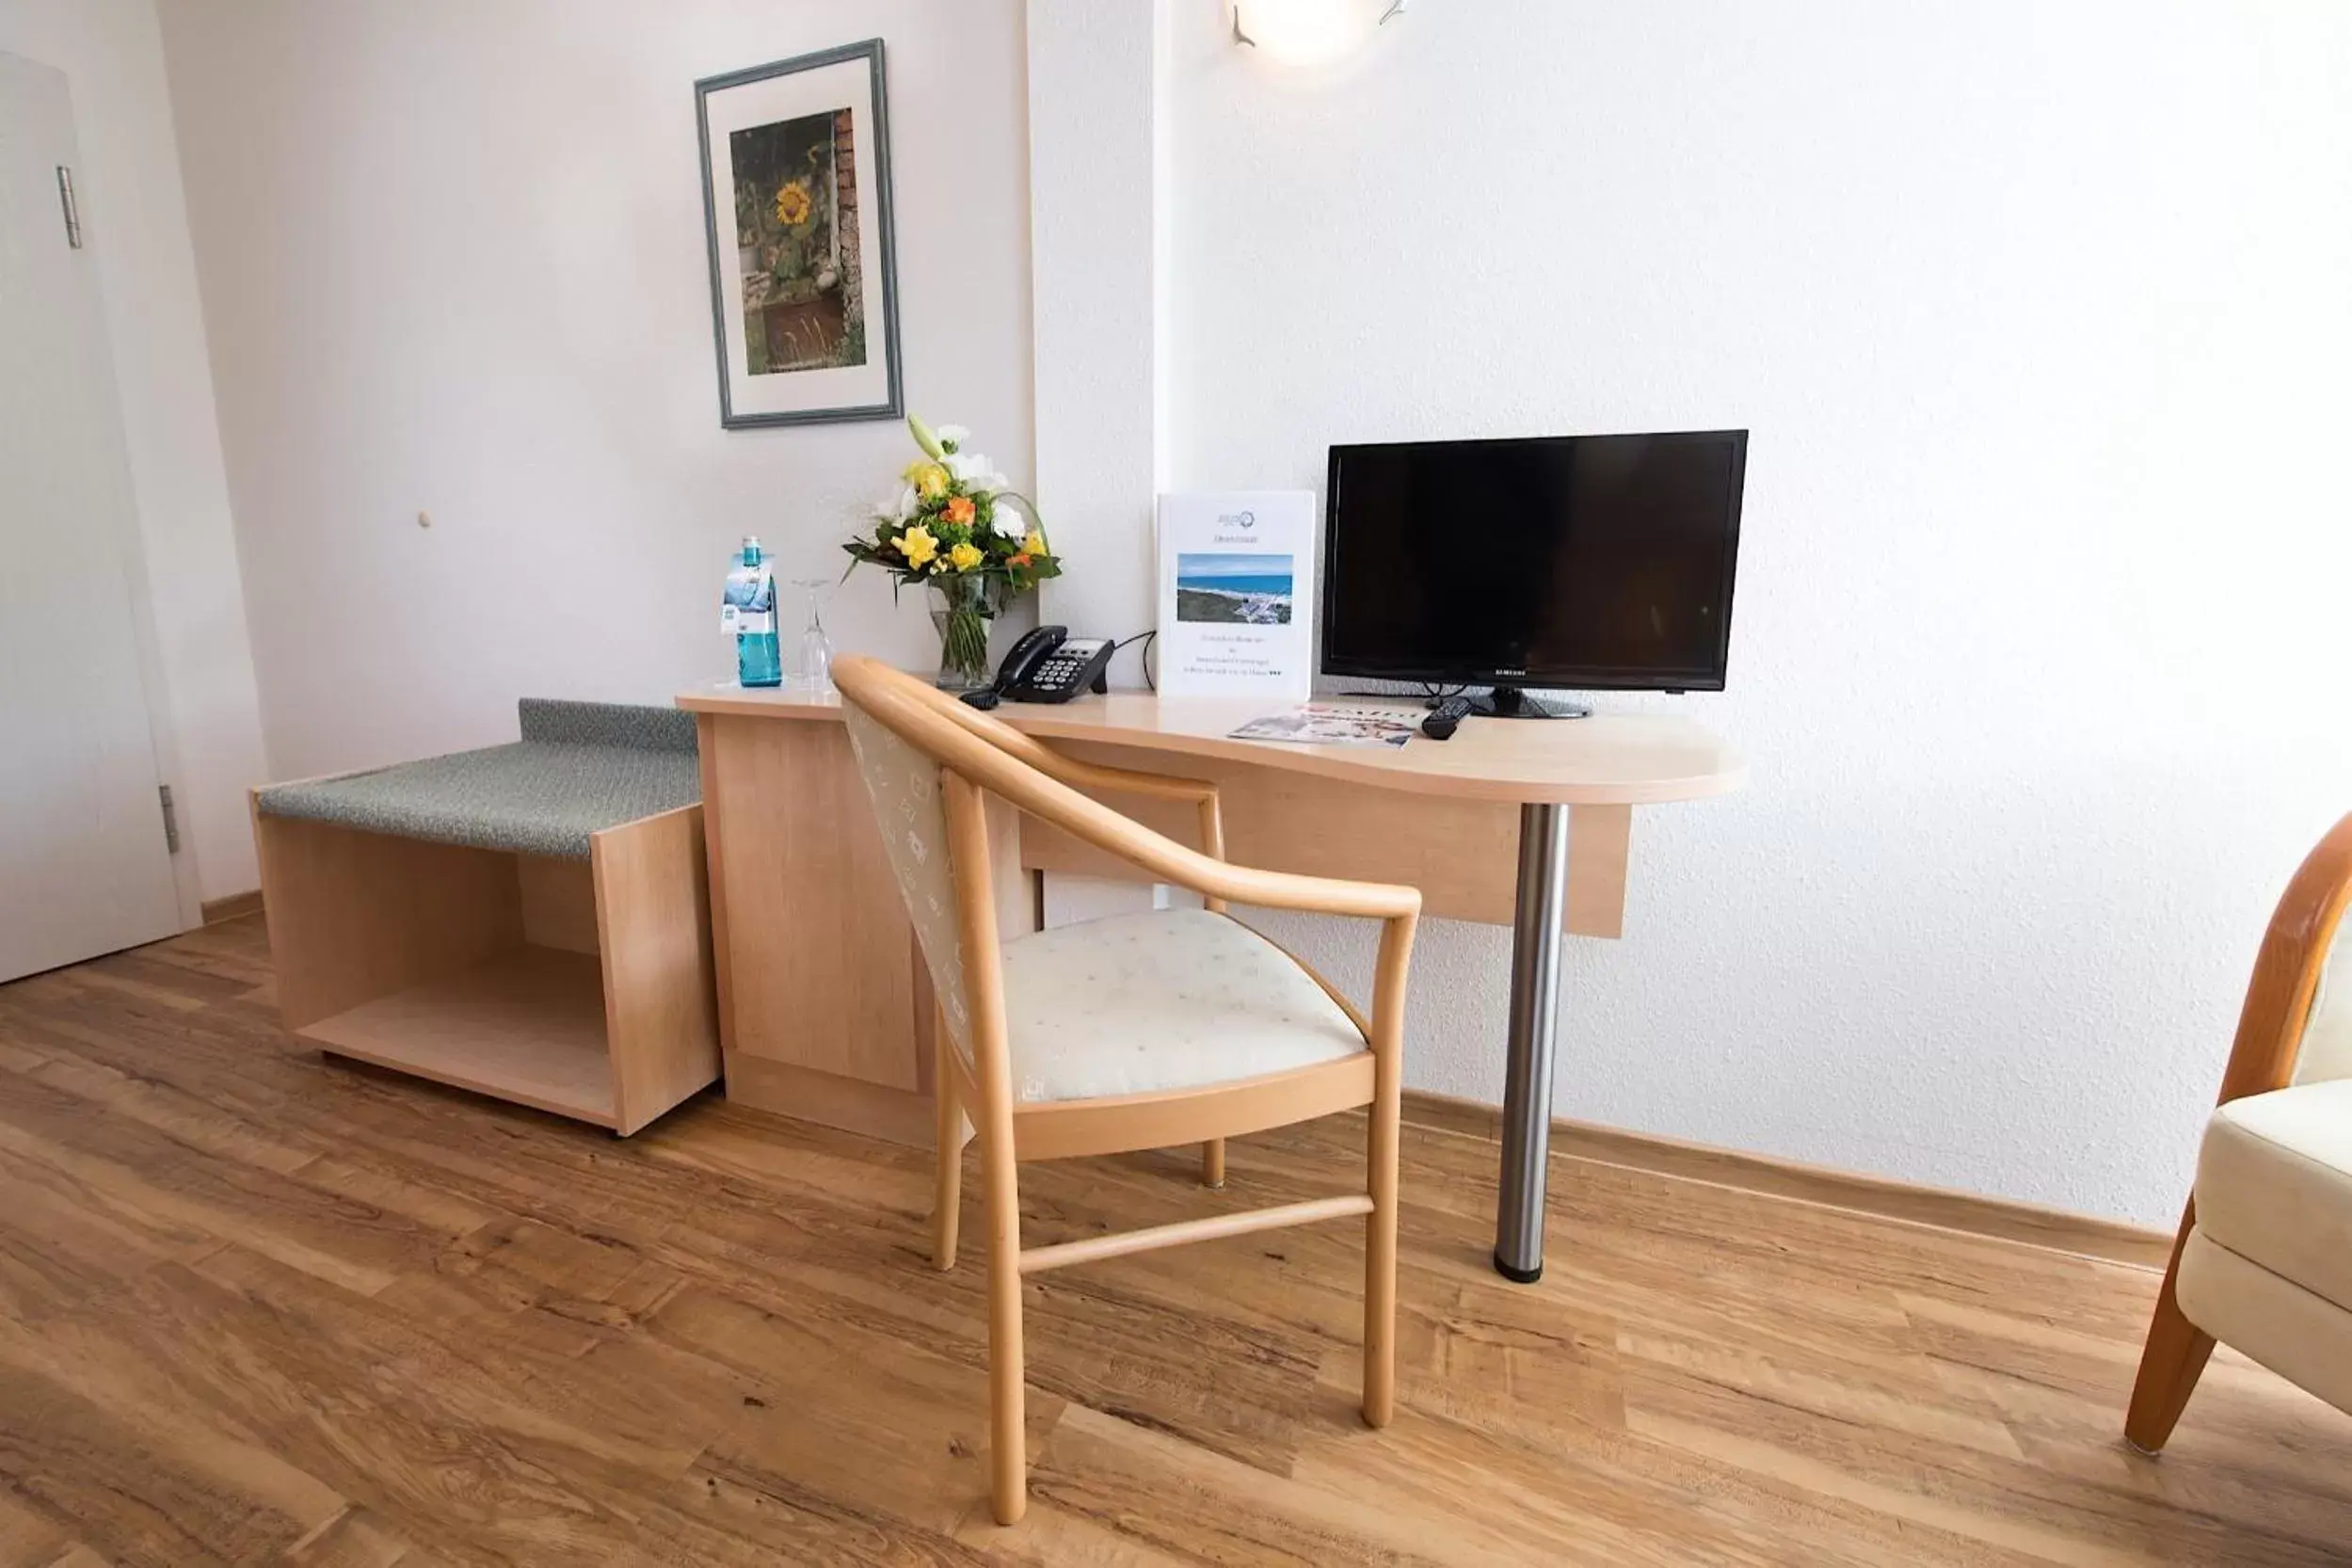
[1321,431,1747,692]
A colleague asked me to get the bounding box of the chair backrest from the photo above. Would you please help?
[2296,920,2352,1085]
[834,654,1214,1068]
[2221,811,2352,1099]
[839,696,977,1048]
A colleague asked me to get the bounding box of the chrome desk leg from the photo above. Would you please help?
[1494,802,1571,1282]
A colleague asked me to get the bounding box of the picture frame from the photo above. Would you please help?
[695,40,904,428]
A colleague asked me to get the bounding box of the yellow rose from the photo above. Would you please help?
[903,461,951,503]
[1020,529,1048,557]
[893,524,939,569]
[947,541,984,573]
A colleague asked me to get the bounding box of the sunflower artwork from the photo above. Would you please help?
[697,41,901,426]
[728,107,866,375]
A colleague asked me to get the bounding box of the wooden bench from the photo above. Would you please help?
[251,699,719,1134]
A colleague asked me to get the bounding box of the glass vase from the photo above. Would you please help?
[929,574,1007,692]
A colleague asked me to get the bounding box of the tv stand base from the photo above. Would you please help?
[1468,686,1590,721]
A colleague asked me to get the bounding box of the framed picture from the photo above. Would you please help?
[695,40,904,428]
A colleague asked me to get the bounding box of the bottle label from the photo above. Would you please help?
[722,561,776,635]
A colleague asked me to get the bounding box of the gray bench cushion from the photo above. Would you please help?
[518,697,695,752]
[256,699,699,861]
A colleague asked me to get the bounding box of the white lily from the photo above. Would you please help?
[936,423,971,454]
[993,507,1027,538]
[945,454,1011,496]
[872,490,908,523]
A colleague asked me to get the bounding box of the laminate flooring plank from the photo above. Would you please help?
[0,1361,310,1568]
[0,922,2344,1564]
[0,1491,77,1568]
[276,1505,424,1568]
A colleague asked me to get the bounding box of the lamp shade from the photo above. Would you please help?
[1234,0,1401,66]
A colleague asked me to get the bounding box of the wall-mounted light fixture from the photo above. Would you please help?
[1233,0,1408,67]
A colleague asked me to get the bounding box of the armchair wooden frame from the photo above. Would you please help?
[2125,810,2352,1452]
[833,655,1420,1526]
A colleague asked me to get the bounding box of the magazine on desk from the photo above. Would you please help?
[1228,703,1421,749]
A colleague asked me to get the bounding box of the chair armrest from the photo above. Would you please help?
[1186,856,1421,921]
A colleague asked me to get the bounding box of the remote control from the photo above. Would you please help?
[1421,696,1474,741]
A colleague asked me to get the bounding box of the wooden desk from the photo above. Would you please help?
[677,681,1746,1280]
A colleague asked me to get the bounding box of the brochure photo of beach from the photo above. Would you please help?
[1176,552,1294,625]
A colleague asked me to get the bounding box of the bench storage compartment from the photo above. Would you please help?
[251,700,719,1134]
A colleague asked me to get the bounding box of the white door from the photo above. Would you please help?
[0,53,183,982]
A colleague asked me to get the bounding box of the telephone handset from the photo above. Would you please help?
[962,625,1114,709]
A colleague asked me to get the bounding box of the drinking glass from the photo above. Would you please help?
[788,578,834,689]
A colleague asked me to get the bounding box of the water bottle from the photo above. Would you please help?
[723,536,782,688]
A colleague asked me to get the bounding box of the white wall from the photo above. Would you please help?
[1027,0,1168,650]
[153,0,2352,1226]
[1025,0,1176,930]
[0,0,271,906]
[1161,0,2352,1224]
[157,0,1033,781]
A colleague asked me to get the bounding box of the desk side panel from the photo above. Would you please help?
[701,714,922,1094]
[722,1054,934,1146]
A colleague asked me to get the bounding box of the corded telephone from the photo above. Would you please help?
[961,626,1115,709]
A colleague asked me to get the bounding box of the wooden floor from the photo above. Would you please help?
[2,919,2348,1566]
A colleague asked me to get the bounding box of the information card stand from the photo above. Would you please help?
[1155,491,1316,702]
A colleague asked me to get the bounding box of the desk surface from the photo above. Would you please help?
[677,683,1745,807]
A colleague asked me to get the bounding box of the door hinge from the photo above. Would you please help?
[158,784,181,854]
[56,166,82,248]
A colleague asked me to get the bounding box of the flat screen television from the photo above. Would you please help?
[1321,430,1747,703]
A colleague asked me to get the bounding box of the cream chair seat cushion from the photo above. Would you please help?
[998,909,1365,1104]
[2176,1229,2352,1418]
[2192,1079,2352,1314]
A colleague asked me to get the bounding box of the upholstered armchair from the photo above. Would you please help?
[2127,812,2352,1449]
[831,656,1421,1525]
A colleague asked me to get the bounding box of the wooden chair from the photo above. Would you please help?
[831,655,1420,1525]
[2125,810,2352,1451]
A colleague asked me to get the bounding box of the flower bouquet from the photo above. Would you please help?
[843,416,1063,690]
